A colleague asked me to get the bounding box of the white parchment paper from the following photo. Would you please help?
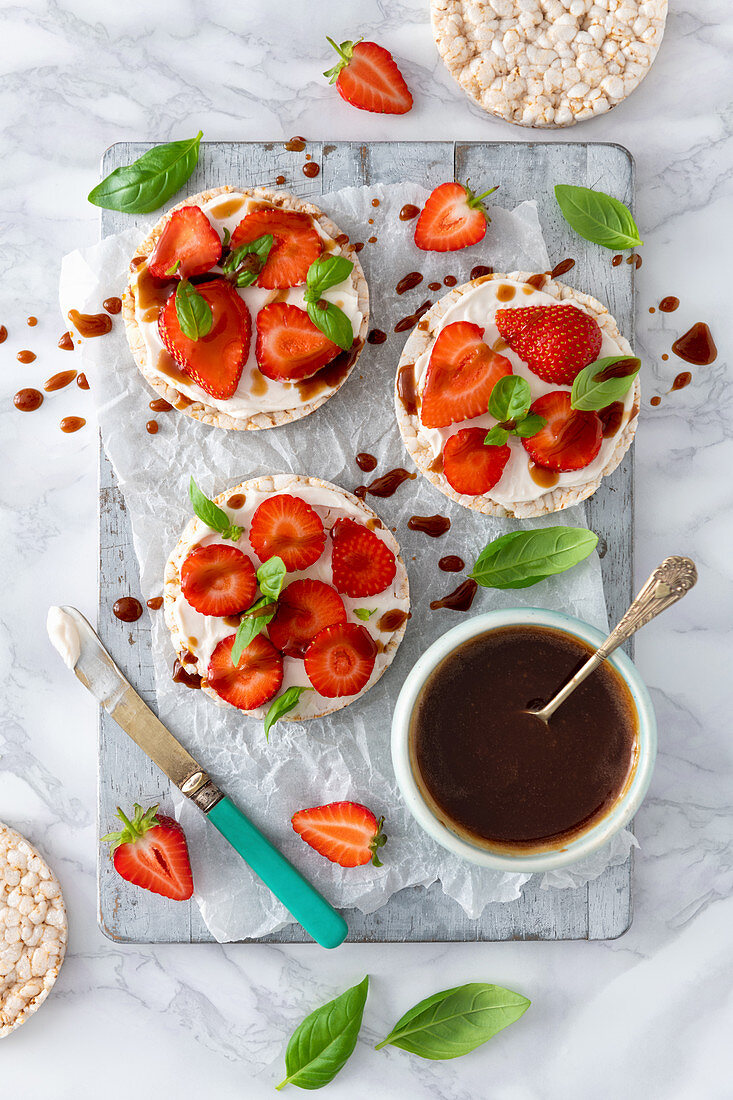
[60,183,635,941]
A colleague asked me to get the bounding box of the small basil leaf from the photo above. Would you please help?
[512,413,546,438]
[231,606,276,668]
[188,477,242,541]
[165,259,180,277]
[483,425,510,447]
[375,983,530,1061]
[554,184,643,250]
[571,356,640,411]
[276,975,369,1091]
[88,131,203,214]
[354,608,377,621]
[222,233,274,288]
[256,556,286,601]
[306,300,354,351]
[222,226,231,249]
[264,686,312,739]
[488,375,531,423]
[471,527,598,590]
[241,595,278,620]
[305,254,354,300]
[175,279,213,340]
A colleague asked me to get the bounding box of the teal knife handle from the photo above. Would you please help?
[206,797,348,949]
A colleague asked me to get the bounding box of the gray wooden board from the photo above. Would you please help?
[98,141,635,944]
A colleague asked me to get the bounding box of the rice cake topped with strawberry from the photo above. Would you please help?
[124,186,369,431]
[396,271,640,519]
[164,474,410,725]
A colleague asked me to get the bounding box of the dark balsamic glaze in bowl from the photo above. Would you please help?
[410,625,638,853]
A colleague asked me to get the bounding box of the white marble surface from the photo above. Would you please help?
[1,1,731,1096]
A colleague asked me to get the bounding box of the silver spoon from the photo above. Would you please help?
[529,556,697,723]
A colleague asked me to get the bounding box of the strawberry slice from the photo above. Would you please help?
[230,209,322,289]
[414,181,495,252]
[324,38,412,115]
[331,518,396,598]
[522,391,602,472]
[304,622,377,698]
[207,633,283,710]
[256,303,341,382]
[159,278,251,399]
[292,801,387,867]
[268,579,346,658]
[420,322,512,428]
[181,544,257,616]
[495,304,602,385]
[102,804,193,900]
[148,206,222,280]
[443,428,511,496]
[249,494,326,572]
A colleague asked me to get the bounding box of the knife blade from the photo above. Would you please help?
[55,606,348,949]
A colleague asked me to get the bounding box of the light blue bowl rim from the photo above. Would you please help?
[391,607,657,873]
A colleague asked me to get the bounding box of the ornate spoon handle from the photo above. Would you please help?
[533,556,697,723]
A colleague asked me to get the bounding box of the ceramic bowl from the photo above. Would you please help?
[391,607,657,873]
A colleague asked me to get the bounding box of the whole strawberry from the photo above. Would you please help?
[495,304,602,385]
[102,803,194,900]
[324,37,413,115]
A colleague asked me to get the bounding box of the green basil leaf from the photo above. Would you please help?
[471,527,598,590]
[175,279,213,341]
[483,426,510,447]
[276,975,369,1091]
[165,259,180,277]
[354,608,377,621]
[305,254,354,300]
[488,376,531,423]
[222,226,231,249]
[222,233,274,287]
[231,608,274,668]
[241,595,278,621]
[571,355,640,411]
[554,184,643,250]
[88,131,203,214]
[375,982,530,1060]
[256,556,286,601]
[306,300,354,351]
[264,686,312,739]
[512,413,546,438]
[188,477,242,541]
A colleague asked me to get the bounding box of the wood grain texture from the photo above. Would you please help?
[98,141,634,944]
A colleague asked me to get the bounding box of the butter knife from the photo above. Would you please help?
[54,606,348,949]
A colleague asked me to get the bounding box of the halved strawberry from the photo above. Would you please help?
[324,38,412,115]
[230,209,322,289]
[249,494,326,572]
[494,305,543,343]
[304,622,377,698]
[268,579,346,658]
[102,804,193,901]
[207,633,283,710]
[443,428,511,496]
[159,279,251,399]
[331,518,396,598]
[522,391,602,471]
[148,206,222,280]
[414,181,495,252]
[256,303,341,382]
[292,801,387,867]
[495,304,602,385]
[420,322,512,428]
[181,544,257,616]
